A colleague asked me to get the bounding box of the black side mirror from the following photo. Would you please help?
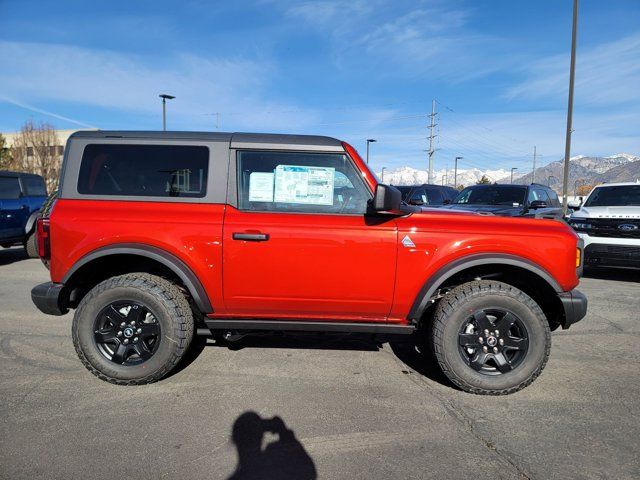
[409,199,424,206]
[529,200,547,210]
[370,184,403,214]
[443,199,451,205]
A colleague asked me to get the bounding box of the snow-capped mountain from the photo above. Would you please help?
[379,166,521,187]
[378,153,639,190]
[570,154,638,174]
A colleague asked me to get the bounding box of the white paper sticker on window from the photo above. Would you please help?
[274,165,334,205]
[249,172,274,202]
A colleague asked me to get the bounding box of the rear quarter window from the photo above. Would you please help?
[0,176,21,199]
[22,176,47,196]
[77,144,209,198]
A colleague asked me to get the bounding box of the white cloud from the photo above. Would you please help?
[505,33,640,106]
[0,40,319,130]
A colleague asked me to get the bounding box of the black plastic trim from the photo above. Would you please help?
[203,319,415,334]
[408,253,562,320]
[31,282,69,316]
[62,243,213,313]
[558,289,588,328]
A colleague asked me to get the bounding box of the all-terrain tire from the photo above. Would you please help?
[432,280,551,395]
[24,232,38,258]
[72,273,194,385]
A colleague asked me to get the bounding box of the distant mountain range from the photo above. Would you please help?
[379,154,640,192]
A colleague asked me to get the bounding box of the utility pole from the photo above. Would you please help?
[381,167,386,183]
[532,146,537,183]
[562,0,579,215]
[441,175,445,186]
[511,167,518,184]
[454,156,462,188]
[428,99,437,184]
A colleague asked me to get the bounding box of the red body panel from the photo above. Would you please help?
[49,199,226,311]
[389,209,580,321]
[220,206,397,321]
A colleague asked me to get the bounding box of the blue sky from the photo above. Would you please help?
[0,0,639,173]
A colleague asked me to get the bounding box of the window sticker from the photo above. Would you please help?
[274,165,335,205]
[249,172,275,202]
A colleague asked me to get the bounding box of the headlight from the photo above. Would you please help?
[568,218,592,230]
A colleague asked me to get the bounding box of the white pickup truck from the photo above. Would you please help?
[568,181,640,269]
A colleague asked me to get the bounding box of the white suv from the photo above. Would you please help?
[568,182,640,269]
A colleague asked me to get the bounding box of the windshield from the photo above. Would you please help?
[584,185,640,207]
[453,186,527,206]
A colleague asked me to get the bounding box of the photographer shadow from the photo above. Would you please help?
[228,411,316,480]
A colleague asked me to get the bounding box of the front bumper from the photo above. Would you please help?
[558,289,587,329]
[31,282,69,316]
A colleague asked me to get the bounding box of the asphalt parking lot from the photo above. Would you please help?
[1,247,639,480]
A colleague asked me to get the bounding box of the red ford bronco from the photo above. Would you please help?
[32,131,586,394]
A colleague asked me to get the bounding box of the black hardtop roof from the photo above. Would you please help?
[68,130,343,148]
[0,170,44,179]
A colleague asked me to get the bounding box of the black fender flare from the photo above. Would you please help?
[62,243,213,313]
[408,253,562,320]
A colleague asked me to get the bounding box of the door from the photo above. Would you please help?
[222,149,398,321]
[0,176,25,241]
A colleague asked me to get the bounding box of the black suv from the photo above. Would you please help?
[396,184,459,207]
[442,183,563,217]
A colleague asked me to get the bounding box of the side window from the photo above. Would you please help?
[22,177,47,196]
[425,187,445,205]
[0,177,21,199]
[547,189,560,207]
[534,189,550,204]
[237,151,372,214]
[77,144,209,198]
[409,188,427,205]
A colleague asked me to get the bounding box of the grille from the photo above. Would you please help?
[587,218,640,239]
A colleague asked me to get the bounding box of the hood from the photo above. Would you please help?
[572,206,640,219]
[440,204,523,217]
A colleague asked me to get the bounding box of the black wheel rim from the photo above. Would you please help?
[93,301,161,366]
[458,308,529,375]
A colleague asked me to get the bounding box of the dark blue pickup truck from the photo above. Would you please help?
[0,171,47,257]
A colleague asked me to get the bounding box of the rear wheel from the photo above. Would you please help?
[24,232,38,258]
[72,273,194,385]
[431,280,550,395]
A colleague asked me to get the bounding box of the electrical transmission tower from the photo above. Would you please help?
[427,99,438,184]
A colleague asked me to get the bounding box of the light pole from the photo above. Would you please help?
[562,0,579,215]
[159,94,175,131]
[510,167,518,184]
[366,139,376,164]
[454,156,462,188]
[381,167,386,183]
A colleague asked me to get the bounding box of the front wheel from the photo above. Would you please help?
[431,280,550,395]
[72,273,194,385]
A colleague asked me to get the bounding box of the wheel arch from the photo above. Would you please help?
[62,244,213,314]
[409,254,564,327]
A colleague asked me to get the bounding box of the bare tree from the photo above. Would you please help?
[0,133,13,169]
[10,120,62,191]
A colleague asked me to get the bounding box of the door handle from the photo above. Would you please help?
[232,232,269,242]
